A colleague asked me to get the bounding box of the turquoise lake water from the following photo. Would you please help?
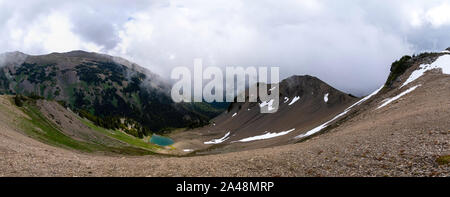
[149,135,174,146]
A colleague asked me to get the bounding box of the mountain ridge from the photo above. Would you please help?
[172,48,450,155]
[0,50,224,136]
[0,48,449,176]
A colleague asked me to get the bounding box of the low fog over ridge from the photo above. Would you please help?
[1,0,450,96]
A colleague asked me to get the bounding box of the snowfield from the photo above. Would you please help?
[204,132,231,144]
[288,96,300,106]
[295,86,383,139]
[401,54,450,88]
[238,128,295,142]
[377,85,421,109]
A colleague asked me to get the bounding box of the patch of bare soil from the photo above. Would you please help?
[36,99,127,147]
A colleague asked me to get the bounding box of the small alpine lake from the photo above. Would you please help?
[149,135,174,146]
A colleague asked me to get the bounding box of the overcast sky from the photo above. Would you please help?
[1,0,450,96]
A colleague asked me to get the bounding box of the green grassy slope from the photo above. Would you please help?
[3,96,159,155]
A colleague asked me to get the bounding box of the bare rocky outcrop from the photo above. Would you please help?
[188,75,358,154]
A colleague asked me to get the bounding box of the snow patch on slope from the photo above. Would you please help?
[288,96,300,106]
[295,85,383,139]
[377,85,421,109]
[204,132,231,144]
[324,93,329,103]
[232,112,237,117]
[401,54,450,88]
[238,128,295,142]
[284,97,289,103]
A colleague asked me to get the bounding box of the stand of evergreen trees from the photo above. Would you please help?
[77,109,149,138]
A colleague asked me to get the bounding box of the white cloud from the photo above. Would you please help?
[425,3,450,27]
[0,0,450,96]
[406,2,450,28]
[4,10,102,54]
